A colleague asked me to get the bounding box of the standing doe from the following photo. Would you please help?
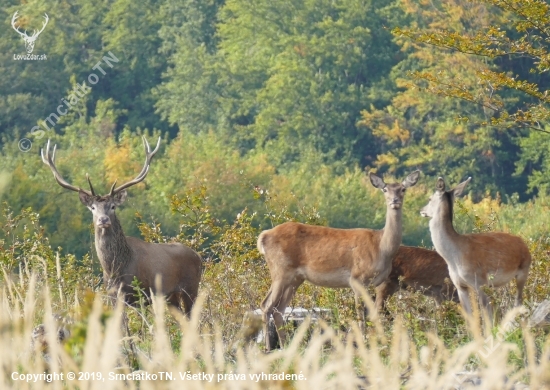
[41,137,202,314]
[375,245,458,312]
[258,170,420,350]
[420,177,531,320]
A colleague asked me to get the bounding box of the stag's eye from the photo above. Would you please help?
[402,188,406,193]
[383,188,387,193]
[111,206,115,210]
[91,206,95,210]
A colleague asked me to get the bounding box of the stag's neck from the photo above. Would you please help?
[94,215,132,279]
[428,207,461,263]
[379,207,402,260]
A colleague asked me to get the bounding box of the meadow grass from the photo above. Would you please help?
[0,264,548,389]
[0,188,549,389]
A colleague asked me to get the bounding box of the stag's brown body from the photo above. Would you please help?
[96,214,202,311]
[375,246,458,311]
[42,137,202,314]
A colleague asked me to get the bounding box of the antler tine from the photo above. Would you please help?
[11,11,27,37]
[108,179,118,196]
[37,13,49,35]
[86,173,96,196]
[41,139,92,195]
[110,136,161,195]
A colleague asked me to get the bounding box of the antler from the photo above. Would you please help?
[11,11,28,38]
[109,136,161,196]
[32,13,49,38]
[41,140,93,196]
[11,12,49,39]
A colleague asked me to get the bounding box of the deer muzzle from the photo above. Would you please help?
[97,217,111,228]
[390,198,402,209]
[420,206,429,218]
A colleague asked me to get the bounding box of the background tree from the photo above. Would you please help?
[393,0,550,195]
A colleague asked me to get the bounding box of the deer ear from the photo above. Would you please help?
[402,170,420,188]
[113,190,127,206]
[369,172,386,189]
[436,177,446,192]
[78,190,93,207]
[452,177,471,197]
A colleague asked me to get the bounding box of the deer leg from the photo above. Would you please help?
[261,280,302,351]
[272,282,302,349]
[375,280,399,314]
[456,286,473,315]
[351,284,367,332]
[121,308,138,365]
[179,289,197,318]
[515,271,528,307]
[477,289,493,325]
[260,286,279,351]
[425,286,445,306]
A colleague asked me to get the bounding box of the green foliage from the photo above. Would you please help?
[391,0,550,195]
[359,0,519,195]
[394,0,550,132]
[155,0,401,166]
[0,204,100,316]
[1,0,550,383]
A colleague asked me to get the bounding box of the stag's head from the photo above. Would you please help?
[78,189,128,229]
[420,177,471,219]
[41,136,161,230]
[369,170,420,210]
[12,11,49,54]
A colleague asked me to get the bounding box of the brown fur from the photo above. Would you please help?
[96,216,202,314]
[421,177,532,319]
[375,246,458,312]
[42,137,202,315]
[258,171,420,350]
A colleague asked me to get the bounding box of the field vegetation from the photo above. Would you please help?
[1,0,549,387]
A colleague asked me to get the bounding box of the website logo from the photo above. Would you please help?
[12,11,49,59]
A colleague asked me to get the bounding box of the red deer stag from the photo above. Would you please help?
[375,246,458,312]
[420,177,531,320]
[258,170,420,350]
[41,137,202,314]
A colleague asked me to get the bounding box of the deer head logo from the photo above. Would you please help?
[11,11,49,54]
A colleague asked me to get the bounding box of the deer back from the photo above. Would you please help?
[455,232,531,286]
[389,246,451,289]
[259,222,385,287]
[125,237,202,295]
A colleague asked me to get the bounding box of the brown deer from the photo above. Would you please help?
[41,137,202,314]
[374,245,458,312]
[420,177,531,320]
[258,170,420,350]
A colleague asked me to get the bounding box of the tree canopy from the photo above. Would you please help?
[1,0,550,253]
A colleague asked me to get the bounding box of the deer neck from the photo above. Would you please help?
[379,207,402,261]
[94,214,132,279]
[428,202,461,264]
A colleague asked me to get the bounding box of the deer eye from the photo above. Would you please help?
[402,188,406,192]
[383,188,387,193]
[91,206,95,210]
[111,205,115,210]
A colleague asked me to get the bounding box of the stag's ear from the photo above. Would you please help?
[112,190,127,206]
[452,177,471,198]
[402,170,420,188]
[436,177,446,192]
[369,172,386,189]
[78,190,93,207]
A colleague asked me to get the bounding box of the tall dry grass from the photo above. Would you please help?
[0,268,549,390]
[1,189,550,389]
